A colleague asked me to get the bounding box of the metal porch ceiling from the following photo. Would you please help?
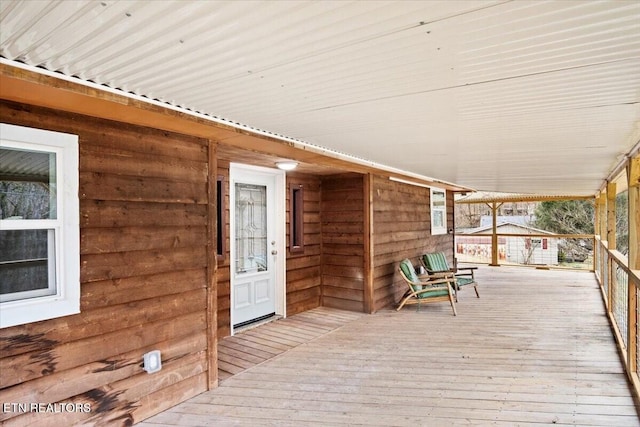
[1,0,639,196]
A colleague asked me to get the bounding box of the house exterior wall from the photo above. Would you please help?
[0,100,212,425]
[320,173,366,312]
[216,170,456,318]
[371,175,454,311]
[497,224,558,265]
[519,238,558,265]
[0,96,461,424]
[285,172,323,315]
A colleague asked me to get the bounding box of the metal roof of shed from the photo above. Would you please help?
[455,191,596,203]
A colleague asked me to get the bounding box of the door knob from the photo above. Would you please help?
[271,250,278,255]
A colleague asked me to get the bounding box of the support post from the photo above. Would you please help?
[591,235,596,273]
[206,140,219,389]
[607,182,617,251]
[594,195,601,238]
[629,157,640,271]
[489,202,501,266]
[599,193,609,297]
[627,157,639,375]
[607,183,617,316]
[602,185,614,313]
[593,195,601,273]
[599,190,607,244]
[363,173,374,314]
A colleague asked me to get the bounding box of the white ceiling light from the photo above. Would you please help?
[276,161,298,171]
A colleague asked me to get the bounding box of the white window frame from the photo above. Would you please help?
[0,123,79,328]
[430,187,447,235]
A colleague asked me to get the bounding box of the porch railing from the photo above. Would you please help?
[595,237,640,397]
[456,232,640,397]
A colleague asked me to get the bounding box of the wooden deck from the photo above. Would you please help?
[217,308,365,382]
[140,267,640,426]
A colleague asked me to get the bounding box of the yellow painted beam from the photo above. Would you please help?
[489,202,502,266]
[599,191,607,243]
[594,195,601,238]
[626,157,639,375]
[628,157,639,271]
[607,183,617,250]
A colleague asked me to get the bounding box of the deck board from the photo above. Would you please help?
[215,307,364,380]
[140,267,640,426]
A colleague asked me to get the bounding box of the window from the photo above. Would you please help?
[430,187,447,235]
[0,123,79,328]
[526,238,542,250]
[216,176,226,260]
[289,183,304,253]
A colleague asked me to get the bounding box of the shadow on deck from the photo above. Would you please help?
[141,267,640,426]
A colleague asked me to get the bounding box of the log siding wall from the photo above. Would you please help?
[371,175,454,311]
[285,173,323,315]
[217,170,367,326]
[0,101,212,425]
[0,100,459,425]
[320,174,366,312]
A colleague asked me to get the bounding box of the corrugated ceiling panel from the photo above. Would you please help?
[1,0,638,195]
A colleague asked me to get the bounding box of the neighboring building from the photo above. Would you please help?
[479,215,534,228]
[456,222,558,266]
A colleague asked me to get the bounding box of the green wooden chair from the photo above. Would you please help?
[397,258,457,315]
[421,252,479,301]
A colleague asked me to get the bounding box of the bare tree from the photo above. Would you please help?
[616,191,629,255]
[534,200,594,263]
[0,182,51,219]
[455,203,483,229]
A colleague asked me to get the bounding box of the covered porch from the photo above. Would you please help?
[1,2,639,425]
[141,266,639,426]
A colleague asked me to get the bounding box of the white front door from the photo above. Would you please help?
[230,164,285,331]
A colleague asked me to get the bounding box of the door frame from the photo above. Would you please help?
[229,163,286,335]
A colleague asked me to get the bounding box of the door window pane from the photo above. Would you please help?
[235,183,268,274]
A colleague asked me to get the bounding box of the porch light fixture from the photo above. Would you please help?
[276,161,298,171]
